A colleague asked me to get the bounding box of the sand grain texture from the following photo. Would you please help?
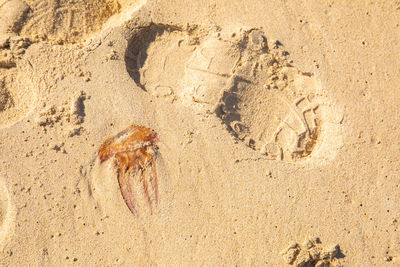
[0,0,399,266]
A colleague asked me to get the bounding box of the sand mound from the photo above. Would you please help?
[281,237,343,267]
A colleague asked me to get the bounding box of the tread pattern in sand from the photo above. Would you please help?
[184,28,343,162]
[125,25,343,162]
[19,0,120,44]
[212,33,323,161]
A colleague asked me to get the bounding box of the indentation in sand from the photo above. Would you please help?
[193,29,342,162]
[19,0,120,44]
[125,23,206,103]
[0,177,16,250]
[179,34,242,109]
[125,25,343,163]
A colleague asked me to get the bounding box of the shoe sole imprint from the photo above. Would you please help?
[124,25,343,162]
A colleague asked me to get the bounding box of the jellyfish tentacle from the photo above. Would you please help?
[116,152,138,215]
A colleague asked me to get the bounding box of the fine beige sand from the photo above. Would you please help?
[0,0,399,266]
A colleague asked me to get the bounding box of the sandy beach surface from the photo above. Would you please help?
[0,0,399,266]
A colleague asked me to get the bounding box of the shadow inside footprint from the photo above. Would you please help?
[125,24,181,91]
[215,76,252,138]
